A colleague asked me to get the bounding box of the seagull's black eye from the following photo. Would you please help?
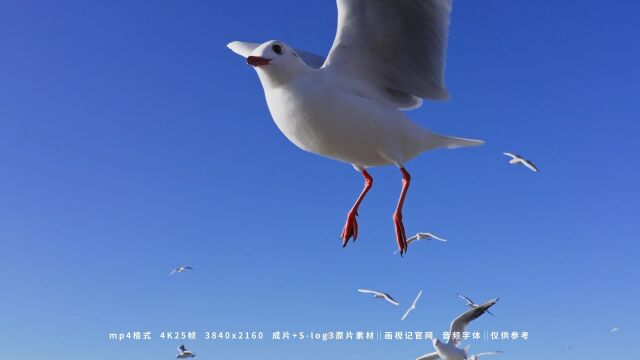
[272,44,283,55]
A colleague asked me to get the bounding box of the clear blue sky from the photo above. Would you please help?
[1,1,639,359]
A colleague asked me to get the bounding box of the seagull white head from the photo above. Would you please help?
[242,40,311,87]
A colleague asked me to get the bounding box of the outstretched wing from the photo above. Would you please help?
[227,41,326,69]
[449,298,498,346]
[324,0,452,109]
[473,351,504,357]
[382,293,400,306]
[357,288,381,295]
[407,233,421,244]
[457,293,474,306]
[416,352,441,360]
[402,290,423,320]
[401,306,414,321]
[427,233,447,242]
[522,159,539,172]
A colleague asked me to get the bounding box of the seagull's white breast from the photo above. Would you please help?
[435,342,467,360]
[260,70,433,167]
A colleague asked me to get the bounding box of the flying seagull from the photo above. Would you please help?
[401,290,423,320]
[416,298,499,360]
[394,232,447,254]
[228,0,483,255]
[503,152,538,172]
[176,345,196,358]
[357,289,400,306]
[169,266,193,276]
[458,294,495,316]
[609,327,619,333]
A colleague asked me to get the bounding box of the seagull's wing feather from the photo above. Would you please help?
[401,307,413,321]
[416,352,441,360]
[357,289,379,295]
[523,160,539,172]
[402,290,422,320]
[473,351,504,357]
[324,0,452,109]
[448,298,498,346]
[227,41,260,58]
[457,293,474,305]
[413,290,423,306]
[426,233,447,241]
[383,293,400,305]
[503,152,517,159]
[227,41,326,69]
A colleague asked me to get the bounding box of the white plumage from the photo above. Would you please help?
[228,0,483,254]
[401,290,423,321]
[176,345,196,358]
[503,152,538,172]
[357,288,400,306]
[416,298,499,360]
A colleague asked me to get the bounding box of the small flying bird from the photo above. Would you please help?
[357,289,399,306]
[401,290,423,320]
[176,345,196,358]
[561,345,573,352]
[458,293,495,316]
[394,232,447,254]
[503,152,538,172]
[169,266,193,276]
[609,327,619,333]
[416,298,499,360]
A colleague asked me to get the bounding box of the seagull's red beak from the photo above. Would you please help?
[247,56,271,67]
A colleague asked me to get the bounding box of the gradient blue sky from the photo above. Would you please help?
[1,1,639,359]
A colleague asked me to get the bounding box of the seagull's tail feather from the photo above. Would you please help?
[426,132,485,150]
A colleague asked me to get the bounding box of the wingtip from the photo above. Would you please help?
[227,40,257,58]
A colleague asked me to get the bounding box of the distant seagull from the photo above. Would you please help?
[503,152,538,172]
[609,327,619,333]
[394,232,447,254]
[416,298,499,360]
[561,345,573,352]
[176,345,196,358]
[458,293,495,316]
[357,289,400,306]
[468,351,504,360]
[169,266,193,276]
[402,290,423,320]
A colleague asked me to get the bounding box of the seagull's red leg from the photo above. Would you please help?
[393,167,411,255]
[341,169,373,247]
